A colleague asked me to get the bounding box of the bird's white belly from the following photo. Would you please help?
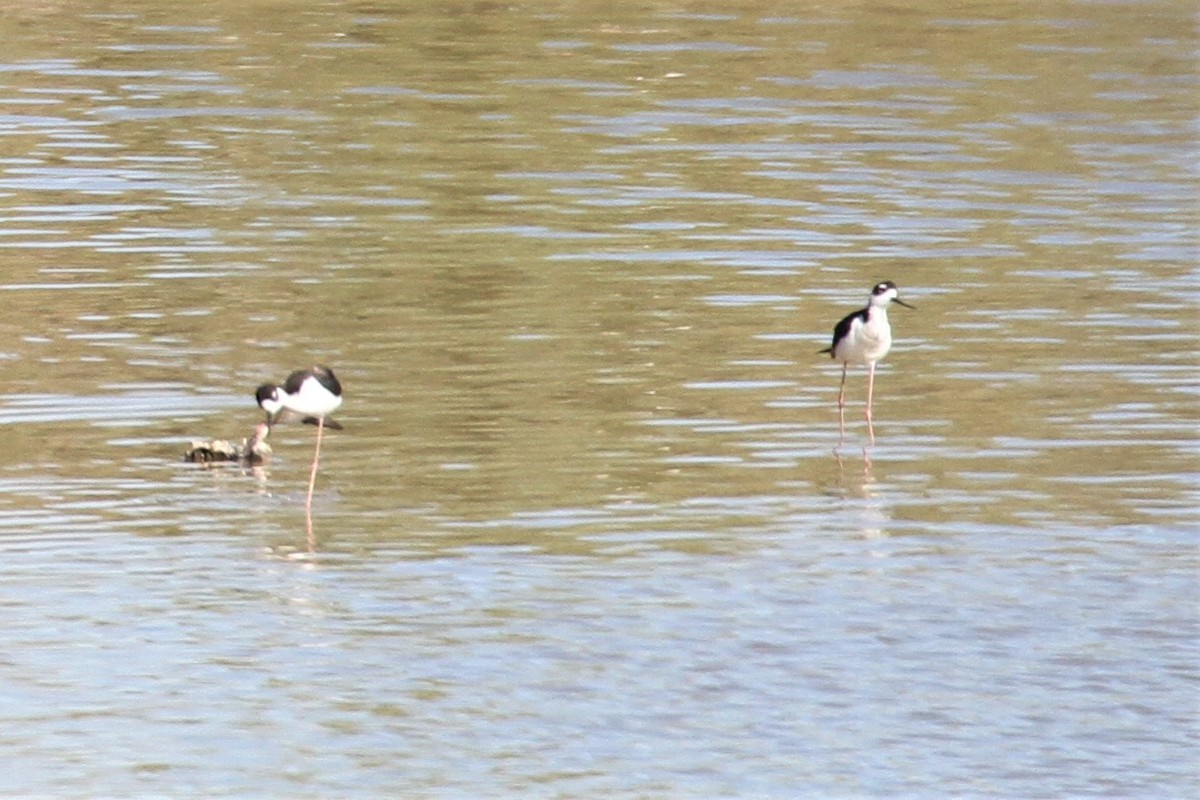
[856,329,892,362]
[286,381,343,417]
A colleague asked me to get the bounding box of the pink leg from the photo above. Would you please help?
[836,362,848,446]
[865,360,876,446]
[306,416,325,511]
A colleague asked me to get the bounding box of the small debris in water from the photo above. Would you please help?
[185,422,272,466]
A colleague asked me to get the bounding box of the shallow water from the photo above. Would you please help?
[0,1,1196,797]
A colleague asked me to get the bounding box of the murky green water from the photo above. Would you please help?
[0,1,1196,796]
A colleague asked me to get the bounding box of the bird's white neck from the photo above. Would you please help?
[865,303,890,322]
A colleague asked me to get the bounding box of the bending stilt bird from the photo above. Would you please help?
[256,365,344,511]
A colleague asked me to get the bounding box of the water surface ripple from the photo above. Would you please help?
[0,2,1196,797]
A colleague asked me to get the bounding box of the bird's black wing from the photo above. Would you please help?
[819,308,865,356]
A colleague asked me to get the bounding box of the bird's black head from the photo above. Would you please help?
[255,383,279,407]
[872,280,914,309]
[255,384,284,425]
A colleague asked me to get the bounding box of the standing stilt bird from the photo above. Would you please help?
[256,365,344,511]
[820,281,913,445]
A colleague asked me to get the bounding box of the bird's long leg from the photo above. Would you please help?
[836,362,848,447]
[306,416,325,511]
[865,360,876,446]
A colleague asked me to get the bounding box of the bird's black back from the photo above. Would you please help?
[283,365,342,397]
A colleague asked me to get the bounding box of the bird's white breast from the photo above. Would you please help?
[837,311,893,365]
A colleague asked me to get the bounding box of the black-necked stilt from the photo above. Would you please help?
[820,281,913,445]
[255,365,343,511]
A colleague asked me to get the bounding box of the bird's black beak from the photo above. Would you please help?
[894,298,915,309]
